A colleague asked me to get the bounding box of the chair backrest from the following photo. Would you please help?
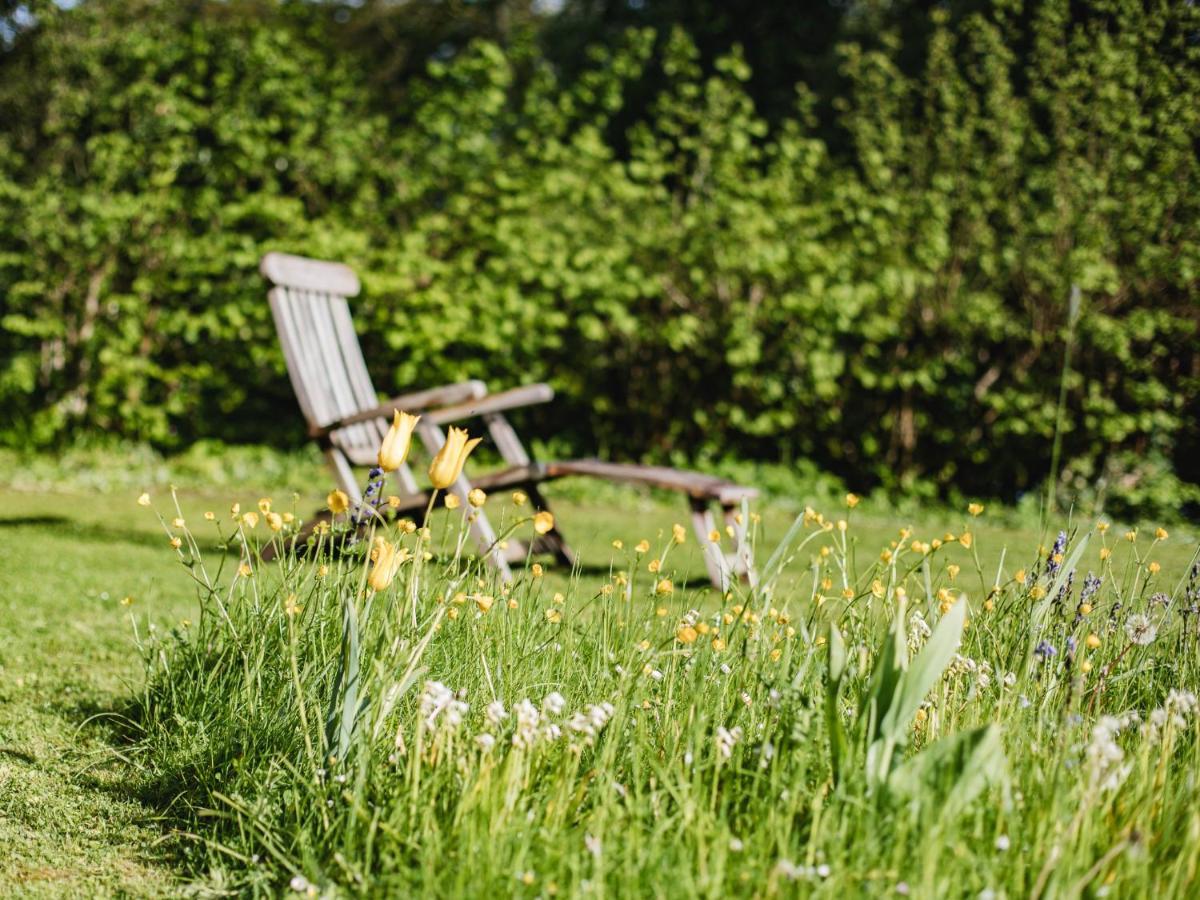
[260,252,383,464]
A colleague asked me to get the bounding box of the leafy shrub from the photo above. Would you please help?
[2,0,1197,513]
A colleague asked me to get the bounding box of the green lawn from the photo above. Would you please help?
[1,475,1196,896]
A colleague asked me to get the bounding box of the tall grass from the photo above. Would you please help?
[132,490,1200,897]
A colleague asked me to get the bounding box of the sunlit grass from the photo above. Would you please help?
[122,481,1200,897]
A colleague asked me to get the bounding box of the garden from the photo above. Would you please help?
[2,0,1199,897]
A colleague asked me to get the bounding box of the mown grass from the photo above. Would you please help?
[115,474,1200,898]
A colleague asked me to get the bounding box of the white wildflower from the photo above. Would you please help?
[1085,714,1136,792]
[475,733,496,751]
[485,700,508,726]
[419,680,468,731]
[715,725,743,759]
[1141,689,1198,741]
[907,610,932,652]
[543,691,567,716]
[511,699,541,749]
[585,834,602,857]
[1124,614,1157,646]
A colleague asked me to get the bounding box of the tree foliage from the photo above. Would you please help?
[1,0,1197,514]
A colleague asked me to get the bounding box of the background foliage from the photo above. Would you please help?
[1,0,1198,517]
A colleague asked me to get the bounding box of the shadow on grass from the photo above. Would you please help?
[0,514,238,557]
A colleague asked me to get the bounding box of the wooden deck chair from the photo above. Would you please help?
[260,251,758,589]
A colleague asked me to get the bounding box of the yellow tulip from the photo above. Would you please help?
[428,427,482,489]
[327,489,350,515]
[368,539,405,592]
[378,411,420,472]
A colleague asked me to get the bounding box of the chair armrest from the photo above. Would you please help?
[310,380,488,436]
[423,383,554,426]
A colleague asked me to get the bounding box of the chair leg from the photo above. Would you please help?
[722,502,758,589]
[414,421,512,581]
[326,447,362,504]
[690,498,731,591]
[527,485,577,568]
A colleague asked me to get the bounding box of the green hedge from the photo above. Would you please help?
[2,0,1198,516]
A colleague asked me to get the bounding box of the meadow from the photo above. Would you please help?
[2,451,1196,897]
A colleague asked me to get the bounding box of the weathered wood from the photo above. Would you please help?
[484,411,531,467]
[691,498,731,593]
[527,485,576,567]
[415,420,513,580]
[316,381,489,434]
[261,251,360,296]
[422,383,555,427]
[542,459,759,502]
[262,251,760,588]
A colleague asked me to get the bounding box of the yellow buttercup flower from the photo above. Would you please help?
[266,512,284,532]
[475,595,494,613]
[635,539,650,554]
[533,511,555,535]
[428,427,482,489]
[378,410,420,472]
[169,536,182,550]
[656,579,674,595]
[238,562,253,577]
[444,493,461,510]
[676,625,698,644]
[136,492,151,507]
[968,502,984,516]
[545,608,562,624]
[327,490,350,515]
[959,532,973,549]
[845,493,860,509]
[1155,527,1168,540]
[468,488,487,508]
[242,512,259,529]
[512,490,528,506]
[258,498,271,514]
[709,529,721,543]
[531,563,543,578]
[368,540,405,592]
[171,517,185,529]
[672,523,687,544]
[203,511,215,521]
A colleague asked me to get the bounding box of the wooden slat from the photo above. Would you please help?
[268,286,320,428]
[261,251,360,296]
[542,459,758,501]
[303,289,375,451]
[423,384,555,426]
[323,381,489,433]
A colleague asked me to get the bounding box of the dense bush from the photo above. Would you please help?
[2,0,1198,515]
